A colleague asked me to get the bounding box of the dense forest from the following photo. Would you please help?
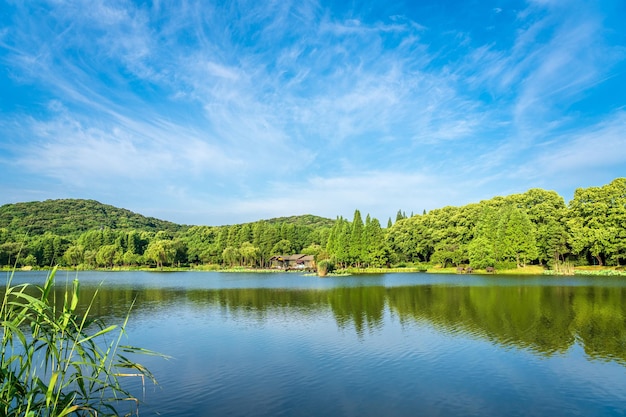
[0,178,624,270]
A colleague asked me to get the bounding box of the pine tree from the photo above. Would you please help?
[350,210,364,267]
[364,216,388,267]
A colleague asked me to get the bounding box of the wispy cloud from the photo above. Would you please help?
[206,171,447,224]
[0,0,624,224]
[520,111,626,177]
[12,109,241,185]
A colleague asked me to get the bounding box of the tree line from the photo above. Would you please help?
[0,178,624,270]
[382,178,625,269]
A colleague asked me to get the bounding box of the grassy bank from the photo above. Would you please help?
[336,265,626,276]
[5,264,626,277]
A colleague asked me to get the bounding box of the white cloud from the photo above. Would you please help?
[197,171,466,224]
[13,111,241,186]
[522,112,626,177]
[1,0,624,225]
[205,62,240,81]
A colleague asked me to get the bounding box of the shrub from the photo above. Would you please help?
[317,259,335,277]
[494,261,517,270]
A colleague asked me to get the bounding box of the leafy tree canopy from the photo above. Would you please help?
[0,199,183,237]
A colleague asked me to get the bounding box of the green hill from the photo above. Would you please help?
[0,199,335,237]
[0,199,183,237]
[262,214,335,229]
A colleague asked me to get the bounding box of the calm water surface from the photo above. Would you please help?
[5,271,626,417]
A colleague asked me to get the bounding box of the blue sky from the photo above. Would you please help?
[1,0,625,226]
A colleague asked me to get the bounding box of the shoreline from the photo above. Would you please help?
[4,265,626,276]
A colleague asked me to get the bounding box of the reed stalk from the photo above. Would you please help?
[1,266,162,416]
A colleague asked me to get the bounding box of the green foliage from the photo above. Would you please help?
[144,240,176,269]
[22,254,38,268]
[271,239,293,256]
[468,236,496,269]
[568,178,626,266]
[497,206,537,267]
[0,199,182,237]
[349,210,364,267]
[301,244,322,257]
[180,216,331,269]
[221,246,240,267]
[363,217,389,267]
[96,244,119,268]
[239,242,260,267]
[395,210,407,222]
[264,214,335,228]
[63,245,84,267]
[0,267,160,416]
[316,259,335,277]
[1,178,625,271]
[512,189,568,265]
[324,212,391,269]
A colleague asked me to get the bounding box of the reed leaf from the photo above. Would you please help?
[45,371,59,407]
[1,266,163,416]
[78,325,118,345]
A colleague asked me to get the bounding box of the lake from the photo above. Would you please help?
[4,270,626,417]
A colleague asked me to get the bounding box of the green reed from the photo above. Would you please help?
[1,267,161,416]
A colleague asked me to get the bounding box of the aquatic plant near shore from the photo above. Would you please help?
[317,259,335,277]
[1,266,162,416]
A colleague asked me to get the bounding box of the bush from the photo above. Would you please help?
[316,259,335,277]
[495,261,517,270]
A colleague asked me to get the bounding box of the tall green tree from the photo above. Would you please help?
[96,244,118,268]
[395,210,407,222]
[568,178,626,266]
[236,224,253,248]
[327,218,351,268]
[498,206,537,267]
[78,229,104,252]
[63,244,85,267]
[510,188,569,265]
[239,241,260,267]
[467,236,496,269]
[226,225,240,248]
[0,242,22,267]
[271,239,293,256]
[428,206,470,267]
[468,205,500,268]
[363,216,388,267]
[145,240,176,268]
[222,246,240,267]
[385,215,433,263]
[350,210,364,267]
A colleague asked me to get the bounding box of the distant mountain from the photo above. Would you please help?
[0,199,184,236]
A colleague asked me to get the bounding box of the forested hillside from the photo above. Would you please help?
[0,178,624,270]
[0,199,335,268]
[0,199,183,236]
[264,214,335,228]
